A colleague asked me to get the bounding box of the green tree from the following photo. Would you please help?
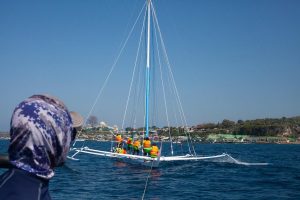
[221,119,235,128]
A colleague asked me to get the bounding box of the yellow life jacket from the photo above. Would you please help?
[115,134,122,142]
[150,145,159,156]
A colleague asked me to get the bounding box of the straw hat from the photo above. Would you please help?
[70,111,84,128]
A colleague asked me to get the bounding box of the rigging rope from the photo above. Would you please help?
[121,6,147,131]
[151,2,196,155]
[72,1,147,148]
[141,159,155,200]
[152,7,174,155]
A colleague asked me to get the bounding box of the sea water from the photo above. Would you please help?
[1,140,299,199]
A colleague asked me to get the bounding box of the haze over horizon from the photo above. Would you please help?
[1,0,299,131]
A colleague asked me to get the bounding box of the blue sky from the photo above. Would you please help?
[0,0,299,131]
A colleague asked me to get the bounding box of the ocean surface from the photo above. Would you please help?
[1,140,300,200]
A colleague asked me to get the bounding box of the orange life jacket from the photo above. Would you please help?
[133,140,140,148]
[150,145,159,156]
[117,148,126,154]
[115,134,122,142]
[143,140,151,148]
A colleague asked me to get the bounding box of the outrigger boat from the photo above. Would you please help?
[69,0,232,167]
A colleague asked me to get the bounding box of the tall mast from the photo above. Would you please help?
[145,0,151,138]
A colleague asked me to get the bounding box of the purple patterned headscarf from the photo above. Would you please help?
[8,95,73,179]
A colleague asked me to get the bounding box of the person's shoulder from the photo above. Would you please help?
[0,169,51,200]
[0,169,12,183]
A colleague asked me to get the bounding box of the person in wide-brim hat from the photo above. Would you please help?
[0,94,83,200]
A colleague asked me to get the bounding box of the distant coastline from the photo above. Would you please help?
[0,132,299,144]
[0,132,9,140]
[78,116,300,144]
[1,116,299,144]
[73,133,300,144]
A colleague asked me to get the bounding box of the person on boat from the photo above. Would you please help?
[115,133,123,148]
[0,94,83,200]
[150,143,159,158]
[114,147,125,154]
[143,137,152,156]
[114,147,121,153]
[132,139,141,155]
[126,137,133,152]
[120,148,127,154]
